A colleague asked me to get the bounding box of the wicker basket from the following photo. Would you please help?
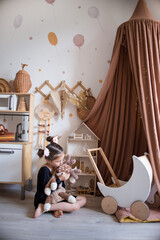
[86,96,96,110]
[14,64,32,93]
[77,107,90,121]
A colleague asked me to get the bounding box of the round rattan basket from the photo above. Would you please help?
[86,95,96,110]
[14,64,32,93]
[77,107,90,121]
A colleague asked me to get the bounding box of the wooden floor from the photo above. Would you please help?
[0,188,160,240]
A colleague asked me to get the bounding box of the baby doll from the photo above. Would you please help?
[44,163,77,212]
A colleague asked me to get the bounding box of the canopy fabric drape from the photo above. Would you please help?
[85,0,160,195]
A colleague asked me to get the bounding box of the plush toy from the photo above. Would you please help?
[44,163,77,211]
[0,124,8,135]
[44,155,81,195]
[64,154,81,184]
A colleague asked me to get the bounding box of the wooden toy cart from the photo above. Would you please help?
[87,148,153,221]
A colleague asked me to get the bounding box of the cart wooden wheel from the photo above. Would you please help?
[101,196,118,215]
[130,201,150,221]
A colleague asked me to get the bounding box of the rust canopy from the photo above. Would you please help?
[85,0,160,195]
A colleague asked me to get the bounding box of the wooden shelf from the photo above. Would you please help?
[71,155,89,157]
[0,141,33,145]
[71,155,96,158]
[0,111,29,113]
[68,138,96,142]
[0,92,33,96]
[77,173,96,176]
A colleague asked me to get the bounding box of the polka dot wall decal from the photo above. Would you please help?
[78,6,81,9]
[69,113,73,117]
[38,69,42,72]
[48,32,58,46]
[62,71,65,74]
[10,63,12,66]
[107,60,111,64]
[99,80,103,83]
[29,37,33,40]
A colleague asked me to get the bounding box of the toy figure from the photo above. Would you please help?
[0,124,8,135]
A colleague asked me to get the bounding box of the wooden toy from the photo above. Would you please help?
[87,148,153,221]
[67,123,99,196]
[146,183,160,208]
[76,187,92,195]
[81,161,84,172]
[74,133,83,139]
[17,97,27,111]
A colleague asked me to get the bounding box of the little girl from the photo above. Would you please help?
[34,136,86,218]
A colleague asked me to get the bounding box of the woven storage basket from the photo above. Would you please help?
[14,64,32,93]
[77,107,90,121]
[86,96,96,110]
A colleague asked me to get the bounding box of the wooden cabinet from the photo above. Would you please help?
[66,123,99,196]
[0,93,34,199]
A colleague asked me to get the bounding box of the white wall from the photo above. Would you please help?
[0,0,160,188]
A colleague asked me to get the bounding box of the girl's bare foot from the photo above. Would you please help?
[53,210,63,218]
[33,204,44,218]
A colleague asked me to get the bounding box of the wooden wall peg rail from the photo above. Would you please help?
[35,80,88,100]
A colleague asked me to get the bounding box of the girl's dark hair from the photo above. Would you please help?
[38,136,63,161]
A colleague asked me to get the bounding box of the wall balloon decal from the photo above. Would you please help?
[45,0,55,4]
[88,6,99,19]
[73,34,84,48]
[13,15,23,29]
[88,6,104,32]
[48,32,58,46]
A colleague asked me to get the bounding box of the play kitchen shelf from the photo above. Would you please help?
[66,123,99,196]
[0,93,34,200]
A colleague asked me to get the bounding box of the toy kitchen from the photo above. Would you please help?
[0,94,29,142]
[0,93,34,199]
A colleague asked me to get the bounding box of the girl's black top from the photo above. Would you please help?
[34,166,65,209]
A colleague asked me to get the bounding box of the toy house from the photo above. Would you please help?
[66,123,99,196]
